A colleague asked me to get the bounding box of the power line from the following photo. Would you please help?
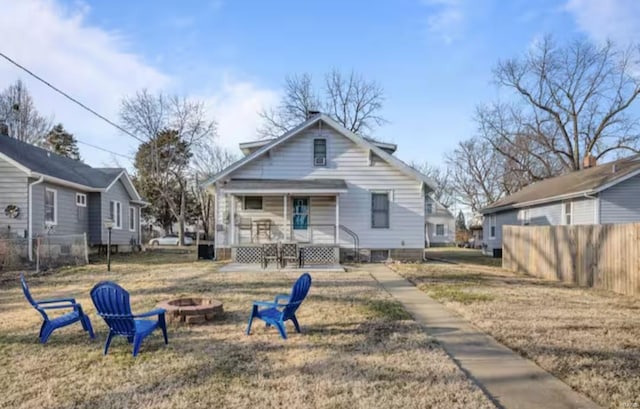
[76,140,135,161]
[0,51,145,143]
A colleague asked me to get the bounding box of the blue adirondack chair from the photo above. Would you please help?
[90,281,168,357]
[20,273,95,344]
[246,273,312,339]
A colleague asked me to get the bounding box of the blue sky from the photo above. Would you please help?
[1,0,638,169]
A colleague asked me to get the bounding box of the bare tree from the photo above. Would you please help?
[259,69,386,138]
[121,90,217,245]
[0,80,51,144]
[479,36,640,178]
[190,142,239,239]
[410,161,455,207]
[446,137,514,212]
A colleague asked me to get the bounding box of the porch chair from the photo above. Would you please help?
[246,272,312,339]
[280,242,299,268]
[262,242,279,269]
[20,273,95,344]
[90,281,168,357]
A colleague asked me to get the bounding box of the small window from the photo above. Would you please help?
[110,200,122,229]
[520,209,530,226]
[76,193,87,207]
[244,196,263,210]
[313,138,327,166]
[426,200,433,214]
[564,202,572,225]
[371,192,390,228]
[129,207,136,231]
[44,188,57,225]
[436,224,445,236]
[489,214,496,238]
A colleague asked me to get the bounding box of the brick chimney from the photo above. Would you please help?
[583,153,597,169]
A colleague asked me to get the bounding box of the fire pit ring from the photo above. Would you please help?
[157,297,224,325]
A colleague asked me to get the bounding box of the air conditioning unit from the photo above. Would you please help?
[314,157,326,166]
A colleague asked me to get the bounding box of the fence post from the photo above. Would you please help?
[83,232,89,264]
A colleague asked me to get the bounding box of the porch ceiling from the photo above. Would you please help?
[222,178,348,195]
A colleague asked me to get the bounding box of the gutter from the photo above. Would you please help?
[28,176,45,262]
[481,189,595,214]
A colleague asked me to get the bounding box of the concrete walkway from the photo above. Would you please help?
[368,265,601,409]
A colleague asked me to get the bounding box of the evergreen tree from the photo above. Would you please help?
[45,123,81,160]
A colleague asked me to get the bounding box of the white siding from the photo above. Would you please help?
[0,156,28,236]
[425,200,455,245]
[600,174,640,224]
[217,126,424,249]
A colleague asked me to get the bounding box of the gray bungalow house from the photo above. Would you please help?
[480,154,640,256]
[0,131,145,258]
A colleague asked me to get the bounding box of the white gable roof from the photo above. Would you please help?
[205,114,436,190]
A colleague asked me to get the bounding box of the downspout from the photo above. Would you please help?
[583,192,598,224]
[212,185,218,261]
[28,176,45,262]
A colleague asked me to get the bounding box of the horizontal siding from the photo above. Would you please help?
[426,215,455,244]
[600,174,640,224]
[0,157,28,236]
[101,179,139,245]
[88,193,102,245]
[32,182,89,237]
[221,126,424,249]
[571,197,596,225]
[483,210,518,253]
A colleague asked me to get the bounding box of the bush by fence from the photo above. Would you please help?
[503,224,640,296]
[36,234,89,271]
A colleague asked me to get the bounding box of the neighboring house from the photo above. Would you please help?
[424,196,455,246]
[480,154,640,256]
[0,131,145,258]
[205,113,435,263]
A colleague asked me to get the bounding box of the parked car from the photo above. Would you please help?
[148,234,193,246]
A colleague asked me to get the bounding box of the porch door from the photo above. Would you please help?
[292,197,309,242]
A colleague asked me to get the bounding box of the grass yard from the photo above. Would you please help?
[0,252,493,409]
[393,255,640,409]
[425,247,502,267]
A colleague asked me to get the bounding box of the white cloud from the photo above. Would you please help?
[205,78,279,153]
[422,0,464,44]
[565,0,640,45]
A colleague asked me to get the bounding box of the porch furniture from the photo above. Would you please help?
[246,272,312,339]
[262,243,279,269]
[20,273,95,344]
[237,217,253,243]
[90,281,168,357]
[280,242,299,268]
[255,219,272,242]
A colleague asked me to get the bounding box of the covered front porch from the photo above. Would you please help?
[218,178,349,266]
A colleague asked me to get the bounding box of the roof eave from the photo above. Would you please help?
[480,189,596,214]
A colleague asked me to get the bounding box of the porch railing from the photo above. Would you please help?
[233,223,337,245]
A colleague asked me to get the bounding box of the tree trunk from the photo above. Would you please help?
[178,189,186,246]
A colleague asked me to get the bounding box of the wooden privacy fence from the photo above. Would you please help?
[503,224,640,297]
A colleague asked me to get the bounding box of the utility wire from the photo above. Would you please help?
[76,140,135,161]
[0,51,145,143]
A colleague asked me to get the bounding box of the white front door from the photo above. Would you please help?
[292,197,309,242]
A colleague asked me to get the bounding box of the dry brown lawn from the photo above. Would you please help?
[393,254,640,409]
[0,252,493,409]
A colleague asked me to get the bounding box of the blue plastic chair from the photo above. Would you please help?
[246,273,312,339]
[20,273,95,344]
[90,281,168,357]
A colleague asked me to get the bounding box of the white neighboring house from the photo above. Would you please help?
[204,113,436,263]
[424,196,455,246]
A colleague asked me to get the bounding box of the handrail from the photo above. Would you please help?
[339,225,360,263]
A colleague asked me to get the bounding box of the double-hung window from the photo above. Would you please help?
[563,201,572,225]
[371,192,390,228]
[436,224,445,236]
[44,188,57,225]
[489,214,496,238]
[129,207,136,231]
[110,200,122,229]
[426,199,433,214]
[313,138,327,166]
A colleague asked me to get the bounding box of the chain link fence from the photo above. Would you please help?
[35,234,89,271]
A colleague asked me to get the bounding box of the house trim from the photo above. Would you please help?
[221,188,348,195]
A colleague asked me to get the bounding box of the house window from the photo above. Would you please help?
[564,201,572,225]
[371,192,390,228]
[44,188,57,225]
[129,207,136,231]
[489,214,496,238]
[436,224,445,236]
[520,209,530,225]
[244,196,263,210]
[110,200,122,229]
[76,193,87,207]
[426,199,433,214]
[313,138,327,166]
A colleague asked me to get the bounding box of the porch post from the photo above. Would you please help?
[335,194,340,244]
[230,194,235,245]
[283,194,288,241]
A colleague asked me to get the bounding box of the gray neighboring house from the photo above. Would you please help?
[0,131,146,258]
[480,154,640,256]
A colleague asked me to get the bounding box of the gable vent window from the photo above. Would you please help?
[76,193,87,207]
[313,139,327,166]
